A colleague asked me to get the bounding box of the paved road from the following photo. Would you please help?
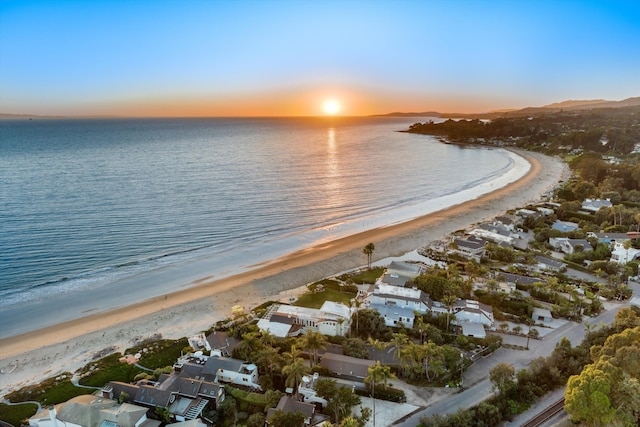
[393,293,634,427]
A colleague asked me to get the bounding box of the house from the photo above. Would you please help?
[535,255,566,272]
[581,198,612,212]
[549,238,592,254]
[453,236,487,259]
[532,308,553,324]
[188,333,211,352]
[460,322,486,339]
[536,207,554,216]
[516,208,538,218]
[551,220,579,233]
[206,330,240,357]
[107,372,223,422]
[29,395,160,427]
[201,355,261,390]
[610,242,640,264]
[298,373,328,408]
[257,301,352,337]
[379,261,423,287]
[451,299,494,327]
[320,352,374,380]
[266,396,326,426]
[587,232,631,246]
[368,283,432,327]
[469,227,514,246]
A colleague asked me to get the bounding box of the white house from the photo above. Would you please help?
[258,301,352,337]
[453,236,487,260]
[452,299,494,327]
[549,237,592,254]
[298,373,328,408]
[610,242,640,264]
[201,355,261,390]
[369,283,431,327]
[29,395,157,427]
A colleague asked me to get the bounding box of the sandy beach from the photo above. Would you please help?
[0,149,569,397]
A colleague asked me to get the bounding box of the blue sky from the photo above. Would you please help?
[1,0,639,116]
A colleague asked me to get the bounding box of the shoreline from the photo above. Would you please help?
[0,149,569,397]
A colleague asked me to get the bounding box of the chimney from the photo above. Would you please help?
[48,405,58,427]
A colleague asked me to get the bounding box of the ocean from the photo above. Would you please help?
[0,116,523,317]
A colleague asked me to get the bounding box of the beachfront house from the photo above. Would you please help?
[453,235,487,260]
[368,283,432,327]
[106,352,245,421]
[379,260,424,287]
[29,395,158,427]
[257,301,352,337]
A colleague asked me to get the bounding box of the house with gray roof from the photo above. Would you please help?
[266,396,328,426]
[453,235,487,259]
[581,198,612,212]
[549,237,592,254]
[369,283,432,327]
[587,232,631,245]
[320,352,374,380]
[551,220,579,233]
[29,395,160,427]
[380,261,423,287]
[535,255,566,272]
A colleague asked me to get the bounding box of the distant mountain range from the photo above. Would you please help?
[374,97,640,119]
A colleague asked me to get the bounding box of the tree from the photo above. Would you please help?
[365,361,396,427]
[363,243,375,269]
[316,379,362,424]
[489,362,515,394]
[300,330,327,367]
[268,410,305,427]
[565,365,616,427]
[282,345,310,396]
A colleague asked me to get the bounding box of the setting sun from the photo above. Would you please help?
[323,99,341,115]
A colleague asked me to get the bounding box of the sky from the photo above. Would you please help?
[1,0,639,117]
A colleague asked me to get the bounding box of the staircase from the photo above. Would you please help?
[184,398,208,420]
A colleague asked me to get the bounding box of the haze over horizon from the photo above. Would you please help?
[1,0,639,117]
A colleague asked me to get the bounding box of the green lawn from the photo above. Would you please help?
[294,288,356,309]
[0,402,38,426]
[79,353,144,387]
[340,267,384,284]
[125,338,189,370]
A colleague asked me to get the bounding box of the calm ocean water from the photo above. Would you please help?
[0,117,516,309]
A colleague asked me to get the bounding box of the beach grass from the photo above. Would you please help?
[0,402,38,426]
[125,338,189,370]
[340,267,384,284]
[78,353,144,387]
[6,373,93,407]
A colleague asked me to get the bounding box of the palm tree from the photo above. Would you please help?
[282,357,310,397]
[442,294,457,331]
[390,333,409,370]
[300,330,327,367]
[365,361,396,427]
[368,337,390,362]
[363,243,375,269]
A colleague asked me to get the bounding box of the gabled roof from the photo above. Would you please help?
[206,331,240,353]
[388,261,423,277]
[454,236,486,250]
[535,255,565,269]
[202,356,244,376]
[320,353,374,379]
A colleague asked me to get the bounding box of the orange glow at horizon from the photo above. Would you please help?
[322,99,341,115]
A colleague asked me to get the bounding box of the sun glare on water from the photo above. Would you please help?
[323,99,341,115]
